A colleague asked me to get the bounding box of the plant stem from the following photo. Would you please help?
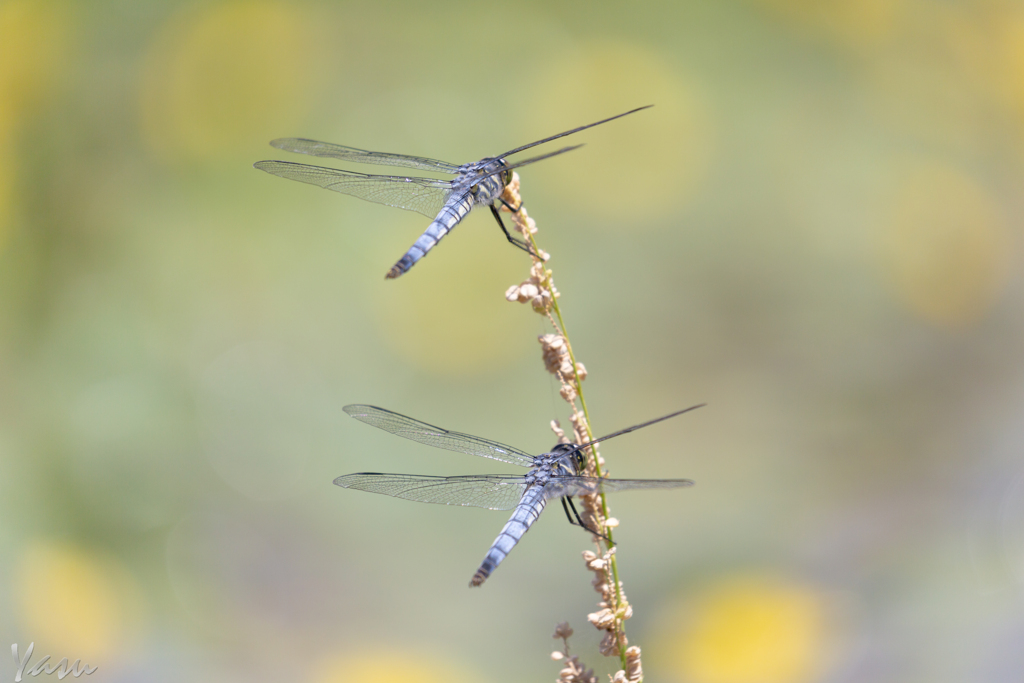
[524,229,631,676]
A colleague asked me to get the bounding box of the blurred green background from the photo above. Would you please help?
[3,0,1024,681]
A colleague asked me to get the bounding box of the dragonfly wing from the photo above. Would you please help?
[496,106,652,157]
[541,476,694,499]
[343,405,536,467]
[333,473,528,510]
[254,160,452,218]
[270,138,462,174]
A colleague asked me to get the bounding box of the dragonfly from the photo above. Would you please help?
[335,403,702,586]
[254,106,650,279]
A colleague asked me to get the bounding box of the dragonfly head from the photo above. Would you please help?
[478,157,511,181]
[550,442,588,475]
[571,447,587,474]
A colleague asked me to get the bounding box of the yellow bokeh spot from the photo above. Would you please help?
[879,162,1012,327]
[139,1,315,161]
[752,0,902,48]
[657,576,827,683]
[371,232,526,376]
[0,0,67,137]
[16,541,143,660]
[524,41,710,224]
[0,0,68,251]
[997,12,1024,130]
[313,650,473,683]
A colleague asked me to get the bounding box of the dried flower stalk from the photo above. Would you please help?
[502,173,641,681]
[550,622,597,683]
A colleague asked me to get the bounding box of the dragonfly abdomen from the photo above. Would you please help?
[470,486,547,587]
[385,195,475,279]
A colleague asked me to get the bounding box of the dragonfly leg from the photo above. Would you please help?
[562,496,614,545]
[560,496,576,524]
[489,205,537,257]
[498,197,522,214]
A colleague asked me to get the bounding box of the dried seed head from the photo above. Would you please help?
[605,517,619,529]
[531,289,553,314]
[624,646,642,682]
[611,672,628,683]
[551,420,570,443]
[599,630,622,656]
[553,621,574,640]
[557,655,597,683]
[539,333,563,350]
[551,651,564,661]
[600,631,614,653]
[587,608,616,630]
[582,546,626,607]
[539,334,571,376]
[520,215,538,236]
[570,412,590,443]
[579,491,604,527]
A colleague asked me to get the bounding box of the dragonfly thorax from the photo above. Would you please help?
[464,158,510,205]
[543,442,588,476]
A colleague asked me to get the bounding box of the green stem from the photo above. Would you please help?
[526,231,631,676]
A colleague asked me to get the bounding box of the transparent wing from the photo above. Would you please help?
[497,106,652,157]
[254,161,454,218]
[540,476,694,500]
[270,138,462,174]
[333,473,528,510]
[342,405,536,467]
